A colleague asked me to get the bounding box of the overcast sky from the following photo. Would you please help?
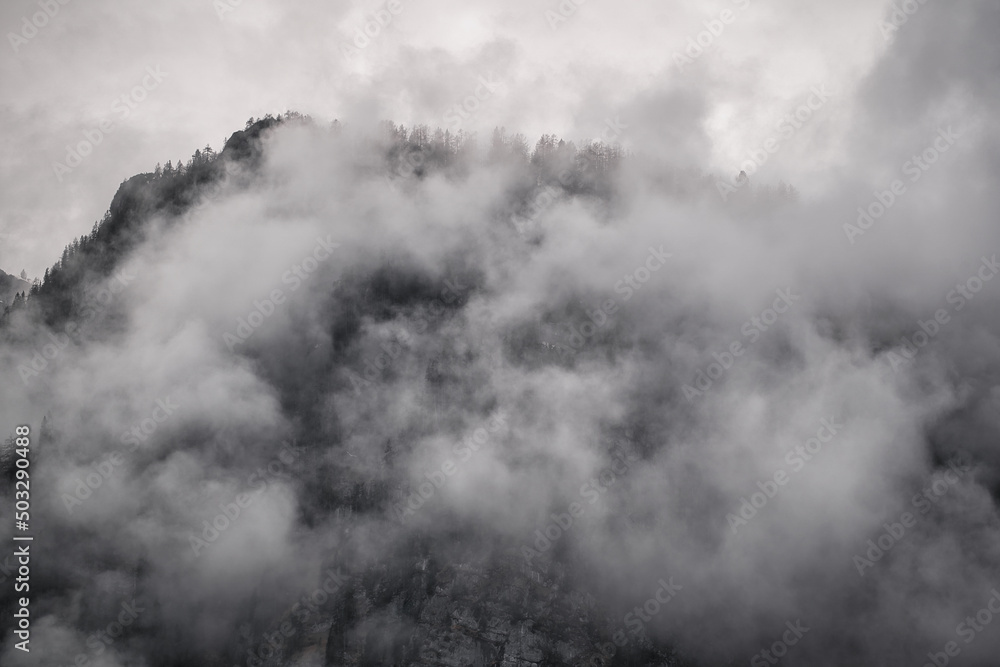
[0,0,904,277]
[4,3,1000,664]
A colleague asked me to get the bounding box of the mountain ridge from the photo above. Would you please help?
[0,268,31,312]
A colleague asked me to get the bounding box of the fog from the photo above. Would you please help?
[2,0,1000,666]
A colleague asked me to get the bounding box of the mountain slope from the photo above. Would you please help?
[1,113,995,667]
[0,268,30,310]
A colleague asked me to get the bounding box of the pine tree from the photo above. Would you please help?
[488,127,506,162]
[410,124,429,147]
[510,133,530,161]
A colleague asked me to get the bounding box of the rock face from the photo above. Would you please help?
[220,534,688,666]
[232,551,686,667]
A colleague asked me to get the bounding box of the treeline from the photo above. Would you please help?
[1,111,792,332]
[0,112,631,326]
[0,114,287,329]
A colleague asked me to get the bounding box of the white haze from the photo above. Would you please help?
[1,1,1000,666]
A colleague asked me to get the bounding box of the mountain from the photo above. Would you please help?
[0,114,696,666]
[0,112,991,667]
[0,268,30,311]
